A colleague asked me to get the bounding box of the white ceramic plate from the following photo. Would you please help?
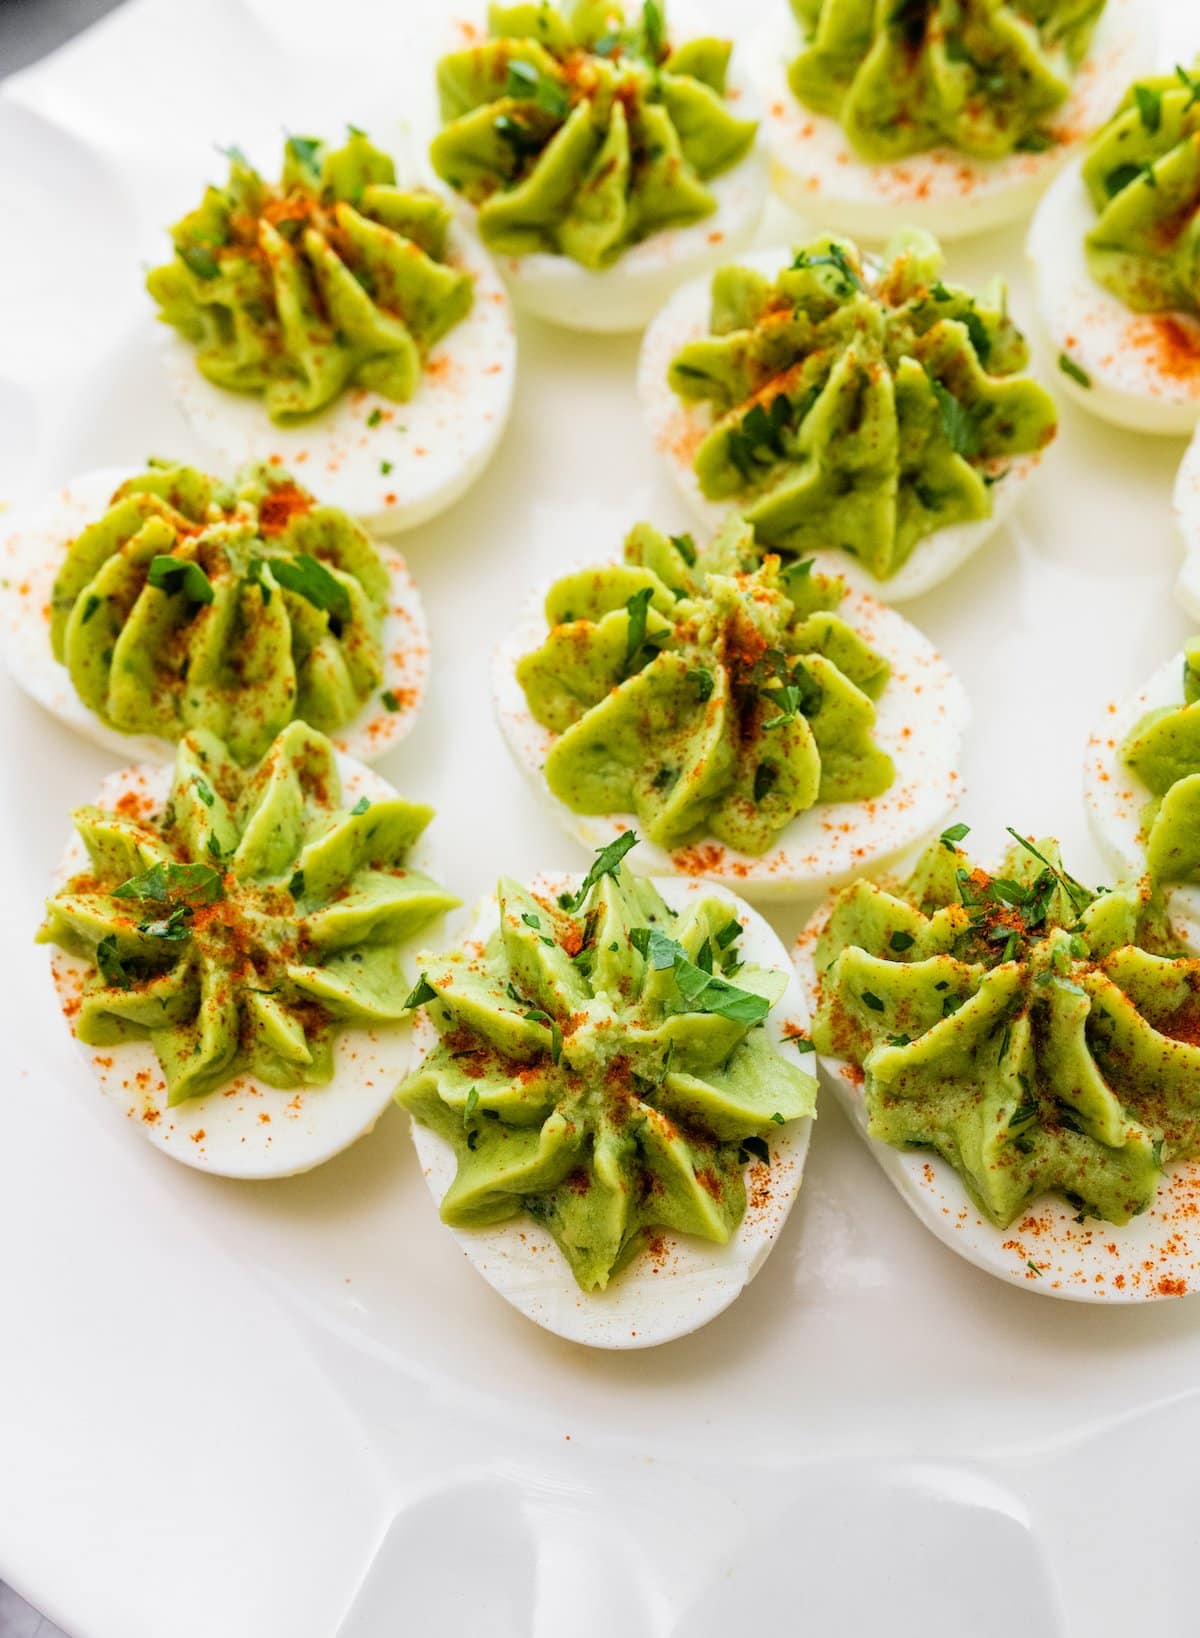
[5,3,1200,1637]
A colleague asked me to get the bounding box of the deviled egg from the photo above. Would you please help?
[2,458,428,764]
[429,0,767,332]
[795,824,1200,1301]
[1085,638,1200,951]
[638,230,1057,601]
[40,722,458,1179]
[397,838,816,1347]
[749,0,1144,242]
[1029,64,1200,434]
[492,514,969,900]
[147,130,515,533]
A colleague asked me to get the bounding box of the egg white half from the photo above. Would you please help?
[793,894,1200,1302]
[747,0,1146,242]
[155,221,516,536]
[1174,428,1200,616]
[1083,646,1200,952]
[1028,157,1200,435]
[1,467,429,765]
[46,754,449,1180]
[492,560,969,903]
[405,871,814,1349]
[637,245,1047,603]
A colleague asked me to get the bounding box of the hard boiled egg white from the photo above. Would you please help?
[747,0,1145,242]
[793,895,1200,1302]
[46,753,447,1180]
[492,561,969,902]
[156,222,515,536]
[1084,646,1200,951]
[405,872,814,1349]
[638,246,1046,603]
[1028,156,1200,434]
[1,467,428,765]
[1174,429,1200,615]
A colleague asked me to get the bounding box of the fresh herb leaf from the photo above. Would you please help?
[112,861,224,905]
[286,134,323,178]
[889,930,915,953]
[247,557,272,604]
[147,555,215,606]
[463,1087,479,1125]
[1058,352,1091,389]
[1134,82,1163,134]
[270,554,352,625]
[716,919,742,950]
[1177,63,1200,112]
[861,991,885,1013]
[929,376,983,458]
[193,776,214,808]
[1014,129,1054,153]
[961,308,992,367]
[179,242,221,281]
[404,973,437,1009]
[631,926,770,1024]
[288,869,306,899]
[670,532,697,566]
[739,1134,770,1165]
[367,408,383,428]
[95,934,131,989]
[940,822,970,850]
[81,594,102,625]
[687,666,714,702]
[623,586,654,675]
[569,831,639,909]
[641,0,665,61]
[753,762,778,803]
[350,796,371,816]
[381,689,401,712]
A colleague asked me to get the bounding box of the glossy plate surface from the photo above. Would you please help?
[3,3,1200,1636]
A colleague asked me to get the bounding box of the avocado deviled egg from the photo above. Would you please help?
[749,0,1145,241]
[147,130,515,533]
[39,723,458,1178]
[429,0,767,332]
[1,458,427,764]
[1086,636,1200,953]
[492,514,968,899]
[397,836,816,1346]
[1029,63,1200,434]
[795,824,1200,1300]
[639,229,1057,600]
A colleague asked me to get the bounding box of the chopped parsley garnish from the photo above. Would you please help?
[961,308,992,367]
[641,0,666,62]
[889,930,915,953]
[193,776,214,807]
[861,991,885,1013]
[404,973,437,1009]
[1178,63,1200,112]
[792,243,866,297]
[940,822,970,850]
[112,861,224,905]
[147,555,215,606]
[1057,353,1091,389]
[670,532,697,566]
[1014,129,1054,153]
[1134,82,1163,134]
[1003,828,1093,919]
[623,586,655,675]
[350,796,371,816]
[285,134,322,178]
[505,57,570,118]
[568,831,639,909]
[380,460,393,475]
[928,376,983,458]
[288,869,305,899]
[80,594,102,625]
[687,666,714,702]
[381,689,401,711]
[524,1008,563,1063]
[631,926,770,1025]
[269,554,352,625]
[247,557,273,604]
[367,407,383,428]
[179,242,221,281]
[739,1135,770,1165]
[95,934,131,989]
[753,762,778,803]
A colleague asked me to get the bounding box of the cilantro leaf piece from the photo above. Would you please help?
[569,832,639,909]
[179,242,221,281]
[929,377,983,458]
[631,926,771,1025]
[1058,352,1091,389]
[269,554,352,625]
[1134,82,1163,134]
[404,974,437,1009]
[350,796,371,816]
[940,822,970,850]
[112,861,224,905]
[147,556,215,606]
[95,934,131,990]
[623,586,654,675]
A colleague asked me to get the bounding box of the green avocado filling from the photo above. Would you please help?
[1120,638,1200,881]
[37,722,459,1106]
[813,826,1200,1228]
[49,459,393,764]
[1083,64,1200,317]
[396,838,816,1291]
[517,516,893,855]
[786,0,1104,162]
[147,131,473,422]
[668,229,1057,575]
[429,0,757,269]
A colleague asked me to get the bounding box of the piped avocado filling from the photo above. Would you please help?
[430,0,757,269]
[398,836,816,1291]
[668,229,1057,576]
[516,516,893,855]
[1083,64,1200,317]
[38,722,458,1106]
[148,131,473,421]
[813,824,1200,1228]
[1120,637,1200,881]
[49,459,393,763]
[787,0,1104,162]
